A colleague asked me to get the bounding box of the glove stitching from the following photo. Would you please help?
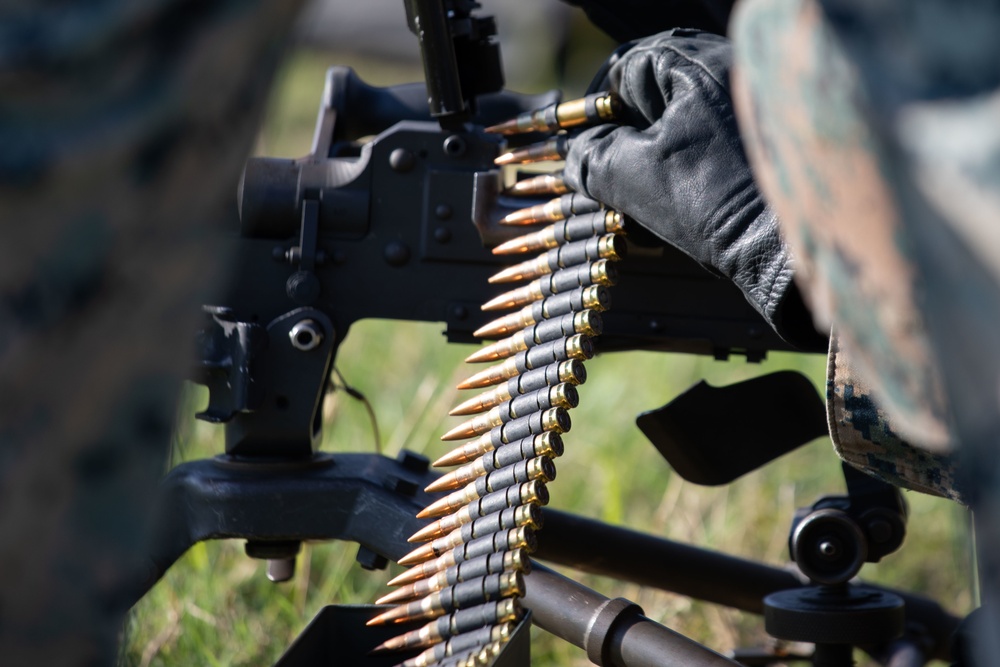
[765,248,793,320]
[656,42,730,102]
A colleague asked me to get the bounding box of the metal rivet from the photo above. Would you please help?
[867,519,893,544]
[434,227,452,243]
[286,271,320,304]
[389,148,416,172]
[817,540,840,558]
[435,204,453,220]
[384,242,411,267]
[443,135,467,157]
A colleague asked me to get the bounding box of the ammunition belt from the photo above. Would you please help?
[373,93,624,667]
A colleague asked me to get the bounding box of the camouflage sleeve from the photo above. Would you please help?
[827,333,966,503]
[728,0,955,456]
[0,0,305,663]
[730,0,1000,500]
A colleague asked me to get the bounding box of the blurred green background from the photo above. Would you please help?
[123,11,974,666]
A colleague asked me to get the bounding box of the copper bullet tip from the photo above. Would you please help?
[480,285,531,312]
[493,152,517,166]
[455,363,507,390]
[375,588,410,605]
[487,266,517,284]
[432,448,463,467]
[417,484,477,518]
[432,447,471,469]
[423,473,456,494]
[464,345,499,364]
[500,208,541,226]
[484,119,517,134]
[432,434,491,468]
[447,403,470,417]
[505,172,570,197]
[407,523,435,543]
[370,635,406,654]
[367,605,414,626]
[397,542,436,567]
[366,612,389,627]
[416,495,452,519]
[387,567,425,588]
[493,137,568,167]
[439,421,475,442]
[491,235,535,256]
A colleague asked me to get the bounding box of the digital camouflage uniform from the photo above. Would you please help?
[0,2,305,664]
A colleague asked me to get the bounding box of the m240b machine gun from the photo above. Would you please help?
[134,2,964,665]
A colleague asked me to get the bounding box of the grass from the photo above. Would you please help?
[123,44,974,666]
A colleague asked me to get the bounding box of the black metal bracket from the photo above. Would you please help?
[284,200,323,306]
[637,370,829,485]
[143,450,437,596]
[194,306,268,423]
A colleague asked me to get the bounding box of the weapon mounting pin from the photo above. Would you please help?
[289,319,323,351]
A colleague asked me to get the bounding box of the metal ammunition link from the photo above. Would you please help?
[466,481,549,518]
[437,599,523,638]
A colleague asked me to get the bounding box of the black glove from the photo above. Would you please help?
[564,29,826,350]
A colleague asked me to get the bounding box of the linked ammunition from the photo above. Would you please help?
[457,336,593,390]
[494,136,568,166]
[399,519,538,566]
[486,92,621,135]
[368,571,524,625]
[398,624,515,667]
[467,311,602,364]
[408,501,540,549]
[439,384,578,442]
[389,519,542,586]
[489,234,626,284]
[434,409,571,470]
[472,287,608,339]
[494,210,625,255]
[499,193,601,226]
[378,550,529,605]
[504,172,570,197]
[459,479,546,528]
[449,360,586,418]
[417,458,555,521]
[481,260,617,312]
[412,482,545,541]
[429,434,563,496]
[372,599,521,652]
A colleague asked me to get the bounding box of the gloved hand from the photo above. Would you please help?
[564,29,825,350]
